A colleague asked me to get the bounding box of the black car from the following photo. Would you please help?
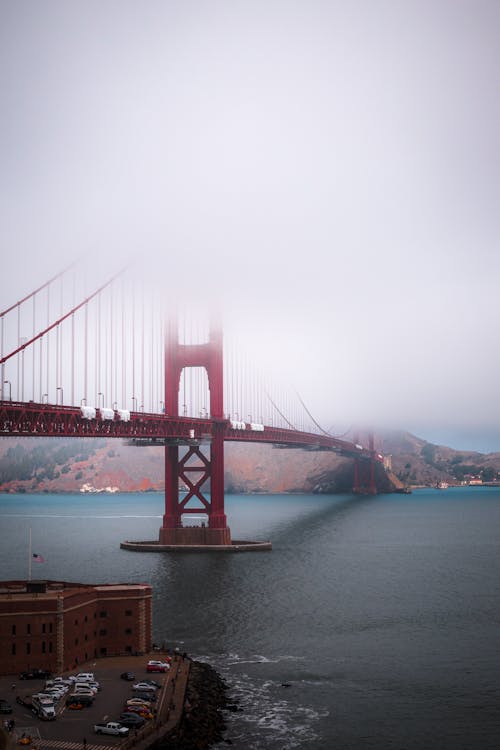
[133,691,157,703]
[118,713,146,727]
[120,672,135,681]
[0,700,13,714]
[19,669,52,680]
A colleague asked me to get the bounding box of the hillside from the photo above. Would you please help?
[0,431,499,494]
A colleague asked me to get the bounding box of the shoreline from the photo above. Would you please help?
[0,652,231,750]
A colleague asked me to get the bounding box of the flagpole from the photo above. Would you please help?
[28,527,32,582]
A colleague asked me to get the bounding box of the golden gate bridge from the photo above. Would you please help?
[0,264,387,549]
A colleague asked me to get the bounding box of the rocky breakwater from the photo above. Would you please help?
[158,660,231,749]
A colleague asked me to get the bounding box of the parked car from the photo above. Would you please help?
[94,722,129,736]
[132,682,158,692]
[133,691,157,702]
[66,694,93,707]
[74,682,98,695]
[16,696,32,708]
[118,713,146,728]
[52,677,73,686]
[122,706,153,719]
[142,679,161,688]
[120,672,135,681]
[0,700,13,714]
[74,672,94,682]
[146,660,170,673]
[19,669,52,680]
[126,699,154,710]
[44,688,66,700]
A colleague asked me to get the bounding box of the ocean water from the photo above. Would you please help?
[1,487,500,749]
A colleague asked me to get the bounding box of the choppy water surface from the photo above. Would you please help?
[1,487,500,749]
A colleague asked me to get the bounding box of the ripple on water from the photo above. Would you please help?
[199,652,329,750]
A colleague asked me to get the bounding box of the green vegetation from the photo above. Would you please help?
[0,439,100,485]
[420,443,437,465]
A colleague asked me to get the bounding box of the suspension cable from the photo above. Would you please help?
[0,269,127,366]
[0,261,78,318]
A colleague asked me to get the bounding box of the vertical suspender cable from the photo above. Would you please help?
[141,282,145,410]
[71,272,75,407]
[32,295,36,402]
[46,287,50,402]
[110,283,114,409]
[131,281,135,411]
[17,303,20,401]
[121,276,126,409]
[59,274,63,401]
[150,297,154,412]
[0,315,3,401]
[84,301,88,404]
[95,294,100,406]
[39,338,43,403]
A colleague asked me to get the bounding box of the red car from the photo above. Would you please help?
[146,660,169,673]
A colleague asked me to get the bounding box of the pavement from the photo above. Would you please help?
[0,652,190,750]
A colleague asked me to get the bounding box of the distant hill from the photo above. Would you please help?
[0,431,499,494]
[377,430,500,487]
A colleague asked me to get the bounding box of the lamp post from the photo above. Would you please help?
[132,396,137,412]
[97,392,104,409]
[56,386,63,405]
[42,393,48,405]
[3,380,11,401]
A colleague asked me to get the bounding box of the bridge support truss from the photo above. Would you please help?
[158,321,231,546]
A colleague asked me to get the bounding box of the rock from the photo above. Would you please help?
[157,660,232,750]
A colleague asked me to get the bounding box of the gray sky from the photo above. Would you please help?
[1,0,499,451]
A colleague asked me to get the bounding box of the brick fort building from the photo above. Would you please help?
[0,580,152,675]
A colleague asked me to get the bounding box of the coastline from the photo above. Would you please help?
[0,653,231,750]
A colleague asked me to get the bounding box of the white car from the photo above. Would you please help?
[45,688,66,700]
[73,686,95,697]
[132,682,158,692]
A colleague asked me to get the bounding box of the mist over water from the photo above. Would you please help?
[2,488,500,749]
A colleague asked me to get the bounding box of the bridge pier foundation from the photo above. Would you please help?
[158,526,232,546]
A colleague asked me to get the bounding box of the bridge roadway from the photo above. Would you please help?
[0,401,380,462]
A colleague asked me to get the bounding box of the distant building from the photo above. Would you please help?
[0,580,152,676]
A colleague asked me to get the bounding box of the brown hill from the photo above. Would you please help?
[0,431,499,494]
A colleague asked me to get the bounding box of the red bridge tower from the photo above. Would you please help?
[158,320,231,546]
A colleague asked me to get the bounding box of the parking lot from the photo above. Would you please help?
[0,654,184,749]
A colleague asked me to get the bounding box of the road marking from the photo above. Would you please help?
[37,741,113,750]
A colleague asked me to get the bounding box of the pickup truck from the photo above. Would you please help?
[94,722,129,736]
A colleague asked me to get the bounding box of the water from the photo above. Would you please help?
[1,487,500,749]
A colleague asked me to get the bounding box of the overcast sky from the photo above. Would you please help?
[1,1,499,451]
